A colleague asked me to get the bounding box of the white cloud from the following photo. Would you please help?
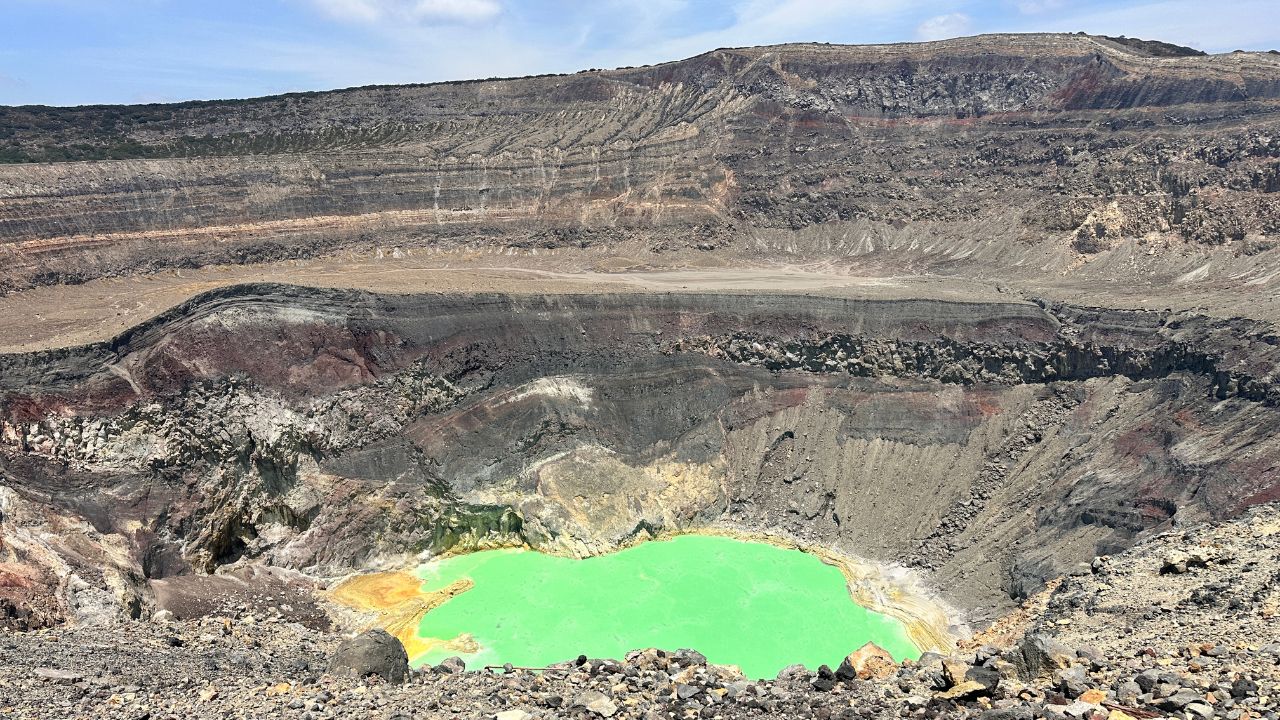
[1002,0,1280,53]
[915,12,971,40]
[576,0,927,68]
[308,0,501,26]
[1014,0,1065,13]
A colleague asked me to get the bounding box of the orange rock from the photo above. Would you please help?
[1080,689,1107,704]
[841,642,898,680]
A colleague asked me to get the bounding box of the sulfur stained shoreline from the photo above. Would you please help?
[327,526,959,668]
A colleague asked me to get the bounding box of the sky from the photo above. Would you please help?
[2,0,1278,106]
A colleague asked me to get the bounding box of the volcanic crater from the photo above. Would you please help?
[1,31,1279,720]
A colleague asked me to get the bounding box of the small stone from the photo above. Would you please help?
[1186,703,1216,719]
[437,656,466,674]
[1079,689,1107,704]
[937,680,987,700]
[495,711,532,720]
[1232,677,1258,699]
[1116,680,1142,703]
[673,649,707,667]
[33,668,84,683]
[1160,688,1204,710]
[1062,700,1098,718]
[573,690,617,718]
[676,684,702,700]
[978,708,1034,720]
[1057,666,1090,699]
[198,687,219,702]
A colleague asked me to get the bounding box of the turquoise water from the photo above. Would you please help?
[414,535,918,679]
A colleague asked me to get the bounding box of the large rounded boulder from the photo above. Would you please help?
[329,629,410,683]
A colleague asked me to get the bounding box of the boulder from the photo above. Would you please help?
[836,642,897,681]
[1161,548,1215,574]
[1056,666,1089,699]
[1016,633,1075,679]
[965,664,1001,695]
[329,629,410,683]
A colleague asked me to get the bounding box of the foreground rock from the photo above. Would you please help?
[329,629,410,683]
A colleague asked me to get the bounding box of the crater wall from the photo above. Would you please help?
[2,284,1277,628]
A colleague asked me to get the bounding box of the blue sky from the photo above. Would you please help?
[2,0,1278,106]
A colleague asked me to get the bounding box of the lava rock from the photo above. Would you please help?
[1158,687,1204,710]
[811,665,837,692]
[1056,666,1089,699]
[436,656,466,674]
[965,664,1001,695]
[675,683,702,700]
[328,629,409,683]
[1016,633,1075,679]
[1231,676,1258,699]
[673,649,707,667]
[572,690,618,717]
[776,664,808,681]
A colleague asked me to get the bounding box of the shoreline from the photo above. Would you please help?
[328,525,961,668]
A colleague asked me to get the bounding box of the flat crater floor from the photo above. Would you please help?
[414,535,919,678]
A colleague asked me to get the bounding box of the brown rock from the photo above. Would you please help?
[837,642,898,681]
[937,681,987,700]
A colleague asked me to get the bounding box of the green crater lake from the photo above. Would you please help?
[414,535,918,678]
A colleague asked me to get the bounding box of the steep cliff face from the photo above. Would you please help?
[1,284,1277,627]
[1,34,1278,293]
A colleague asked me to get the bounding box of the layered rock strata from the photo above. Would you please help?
[1,34,1278,294]
[2,284,1277,630]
